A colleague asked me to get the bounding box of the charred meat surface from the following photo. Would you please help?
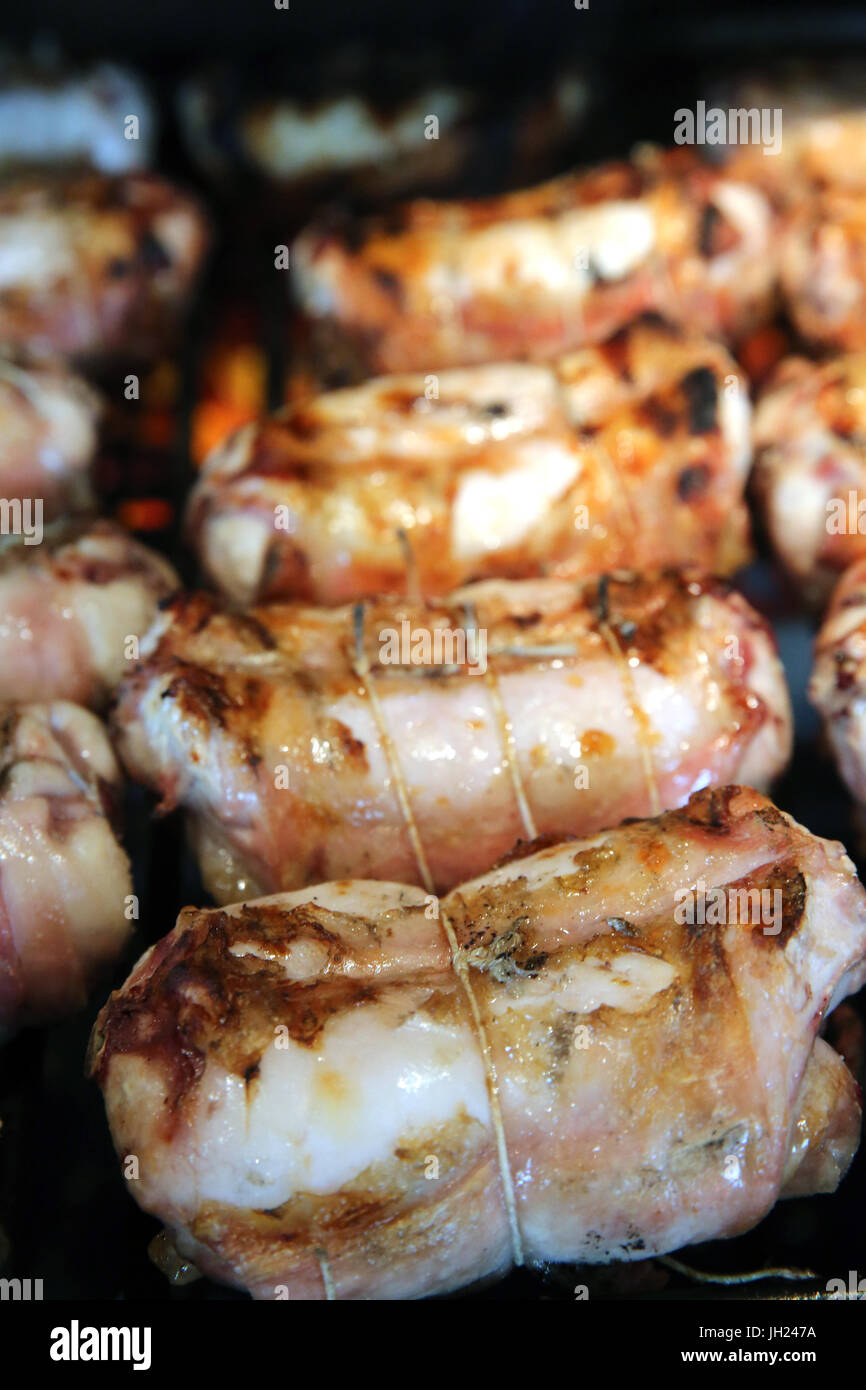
[88,786,866,1300]
[112,574,792,900]
[189,320,752,606]
[292,146,776,374]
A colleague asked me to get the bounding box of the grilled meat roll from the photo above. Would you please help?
[189,320,751,607]
[112,574,791,902]
[752,354,866,604]
[0,355,101,520]
[708,64,866,199]
[810,558,866,803]
[88,786,866,1300]
[292,147,775,375]
[0,172,207,362]
[780,189,866,352]
[0,700,132,1039]
[0,519,178,708]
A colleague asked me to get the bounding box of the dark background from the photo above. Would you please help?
[10,1,866,147]
[6,0,866,61]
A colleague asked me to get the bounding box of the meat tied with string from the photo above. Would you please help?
[0,701,132,1040]
[292,146,775,376]
[111,573,791,902]
[88,786,866,1299]
[0,519,178,708]
[187,319,752,607]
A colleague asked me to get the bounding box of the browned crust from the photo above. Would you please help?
[88,787,815,1117]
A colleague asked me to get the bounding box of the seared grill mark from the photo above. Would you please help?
[284,412,320,446]
[511,611,542,629]
[677,464,711,501]
[596,327,634,382]
[331,720,368,766]
[834,657,858,693]
[275,977,382,1047]
[372,267,404,304]
[752,863,807,949]
[698,203,721,257]
[637,397,678,438]
[755,805,788,832]
[684,916,734,1006]
[692,785,752,833]
[607,917,639,937]
[376,386,425,415]
[0,705,22,764]
[582,570,731,670]
[162,663,235,728]
[547,1012,580,1080]
[492,832,576,869]
[235,612,279,651]
[138,230,172,271]
[681,366,718,435]
[594,573,610,625]
[698,203,739,258]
